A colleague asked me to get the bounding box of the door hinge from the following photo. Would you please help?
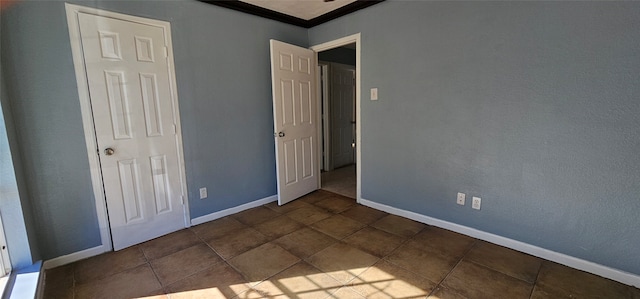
[172,124,177,135]
[163,47,169,58]
[180,195,185,204]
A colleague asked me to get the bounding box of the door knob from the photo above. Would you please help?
[278,132,285,137]
[104,148,115,156]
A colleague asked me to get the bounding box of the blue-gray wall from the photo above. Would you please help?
[309,1,640,275]
[1,1,104,260]
[0,63,40,269]
[2,0,639,277]
[0,0,306,260]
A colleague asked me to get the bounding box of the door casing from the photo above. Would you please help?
[311,33,362,202]
[65,3,190,252]
[318,63,330,171]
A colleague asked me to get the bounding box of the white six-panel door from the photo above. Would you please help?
[79,13,185,250]
[330,63,356,169]
[270,40,319,205]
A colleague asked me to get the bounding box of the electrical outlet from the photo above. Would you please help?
[472,196,481,210]
[456,192,466,205]
[199,187,207,199]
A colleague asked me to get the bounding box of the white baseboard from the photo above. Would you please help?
[190,195,278,226]
[359,198,640,288]
[42,245,107,270]
[42,195,278,269]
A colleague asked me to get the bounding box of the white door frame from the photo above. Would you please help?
[311,33,361,203]
[318,62,330,171]
[65,4,190,252]
[0,213,10,276]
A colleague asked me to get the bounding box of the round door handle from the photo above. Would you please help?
[278,132,285,137]
[104,148,115,156]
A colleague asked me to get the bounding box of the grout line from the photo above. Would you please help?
[71,263,76,299]
[528,260,545,298]
[426,239,479,297]
[193,228,228,261]
[147,260,163,289]
[140,245,151,262]
[140,245,166,291]
[460,240,544,289]
[246,260,302,291]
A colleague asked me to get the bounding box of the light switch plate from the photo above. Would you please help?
[370,88,378,100]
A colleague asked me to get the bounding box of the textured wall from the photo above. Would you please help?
[0,68,38,269]
[0,2,99,261]
[309,1,640,275]
[0,0,307,259]
[3,0,640,275]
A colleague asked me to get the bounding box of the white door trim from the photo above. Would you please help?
[318,63,330,171]
[0,213,10,276]
[311,33,362,202]
[65,3,190,252]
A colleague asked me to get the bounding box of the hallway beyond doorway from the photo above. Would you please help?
[321,164,356,199]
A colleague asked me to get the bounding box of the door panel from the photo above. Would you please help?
[301,136,314,179]
[270,40,319,205]
[330,64,356,168]
[140,73,163,137]
[79,13,185,250]
[118,159,143,222]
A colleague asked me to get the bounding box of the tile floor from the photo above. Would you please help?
[321,165,356,199]
[43,190,640,299]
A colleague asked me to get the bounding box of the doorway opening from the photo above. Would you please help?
[312,37,359,200]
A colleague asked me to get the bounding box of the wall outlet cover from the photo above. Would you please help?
[472,196,481,210]
[457,192,466,205]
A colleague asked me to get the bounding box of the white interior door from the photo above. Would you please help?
[79,13,185,250]
[270,40,319,205]
[330,64,356,169]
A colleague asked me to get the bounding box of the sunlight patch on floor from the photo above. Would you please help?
[138,265,432,299]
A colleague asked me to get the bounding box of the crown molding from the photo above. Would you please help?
[199,0,384,28]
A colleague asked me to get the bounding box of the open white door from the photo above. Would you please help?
[270,40,319,205]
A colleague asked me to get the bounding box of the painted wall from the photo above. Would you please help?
[0,0,307,259]
[319,46,356,66]
[0,66,39,269]
[3,0,640,276]
[1,2,102,261]
[309,1,640,275]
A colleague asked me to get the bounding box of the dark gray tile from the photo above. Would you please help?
[140,230,201,260]
[311,214,366,240]
[441,260,533,299]
[371,215,425,238]
[206,227,269,259]
[273,227,338,259]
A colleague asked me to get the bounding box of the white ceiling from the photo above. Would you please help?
[239,0,358,21]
